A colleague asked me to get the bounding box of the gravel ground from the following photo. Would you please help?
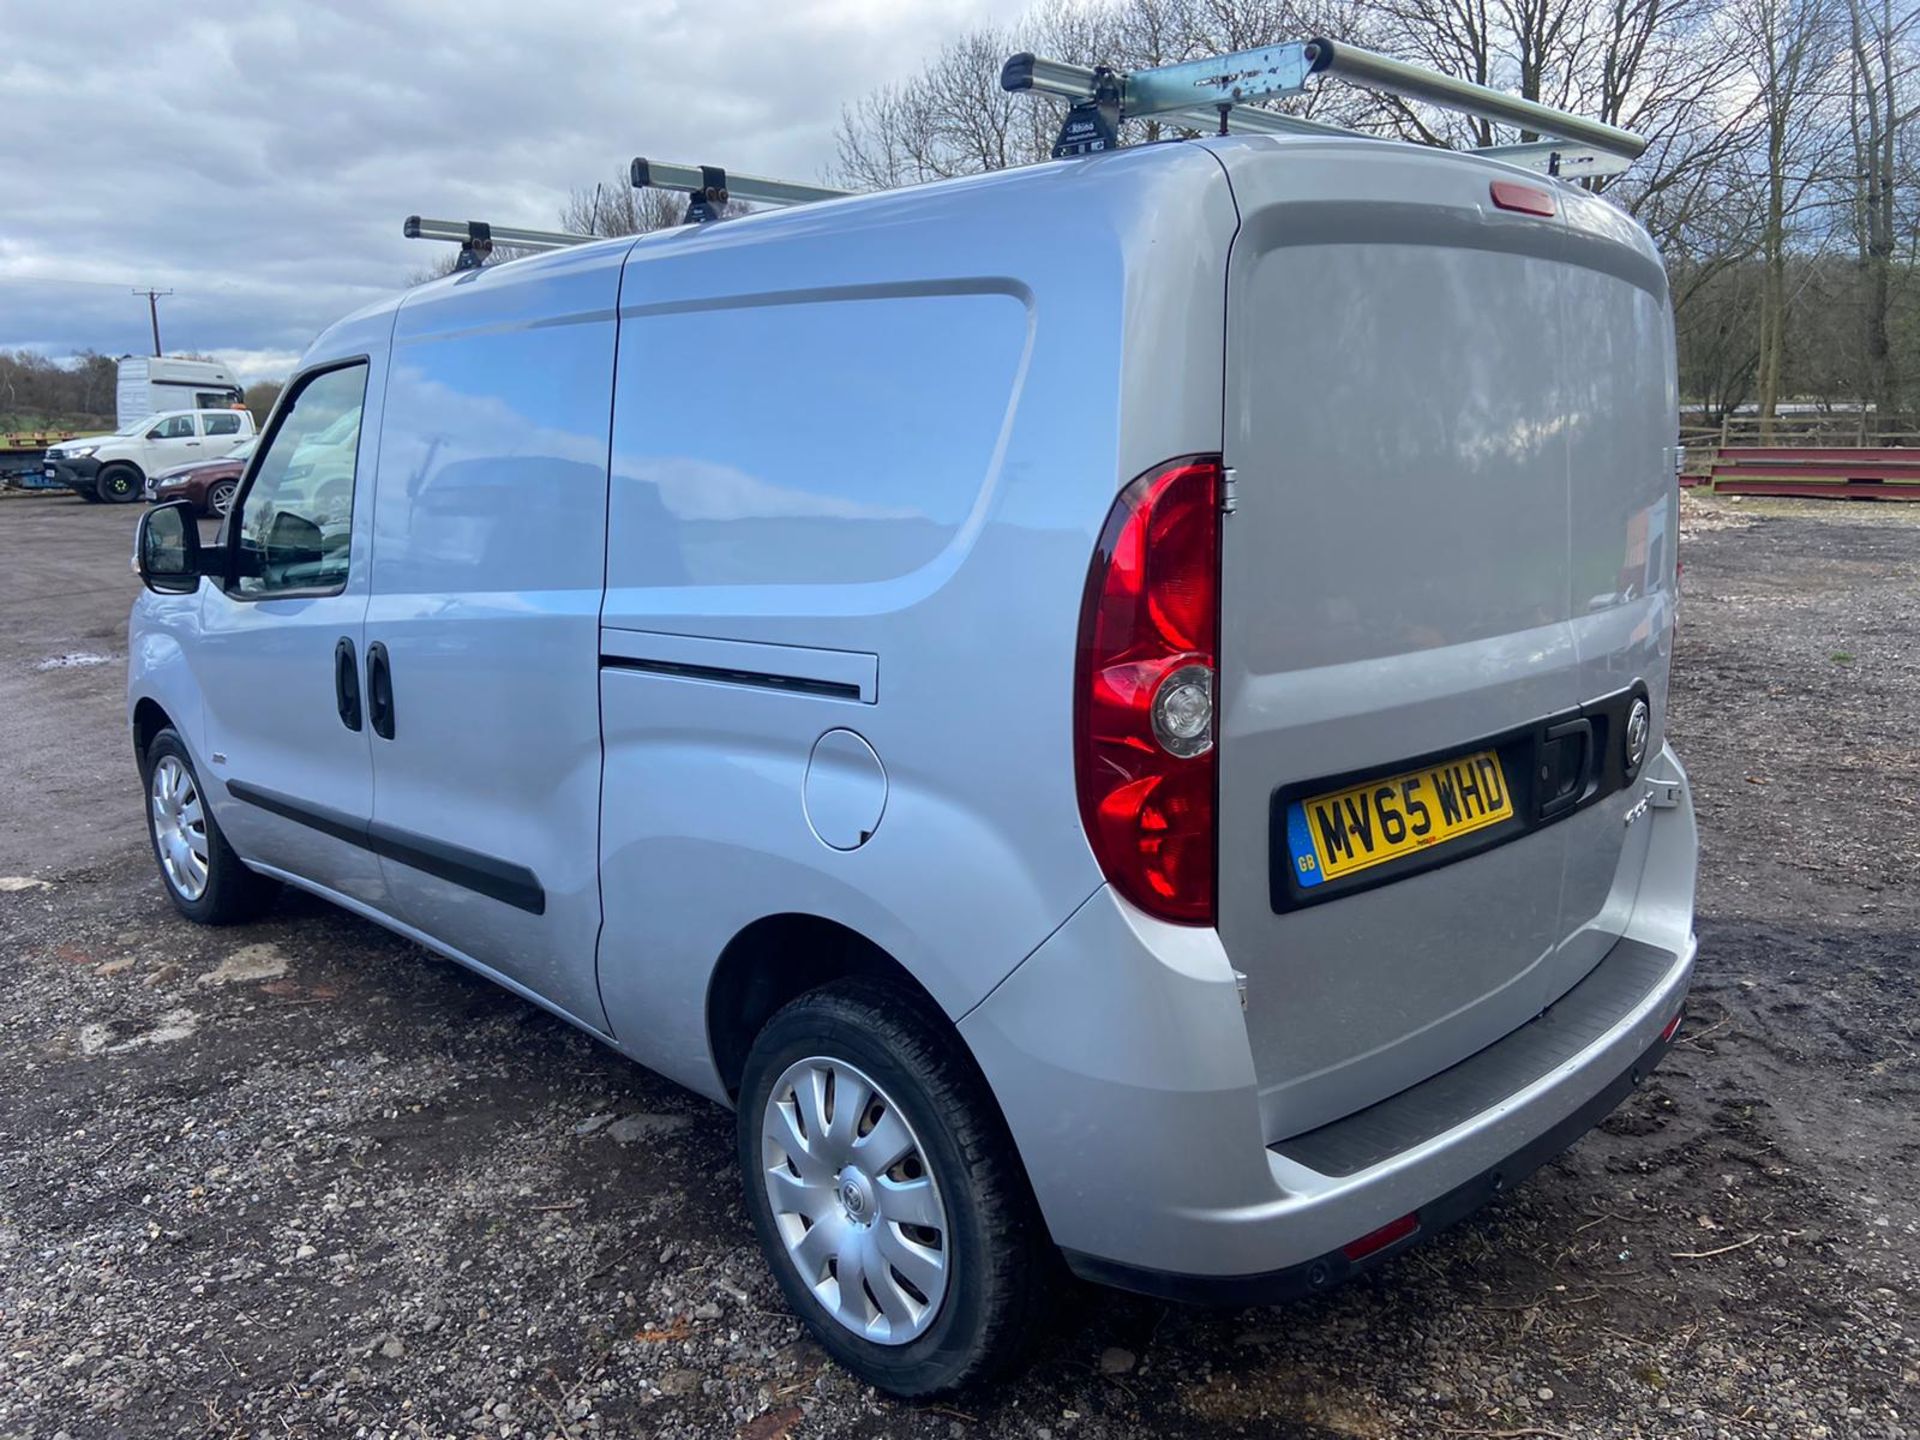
[1,492,1916,1439]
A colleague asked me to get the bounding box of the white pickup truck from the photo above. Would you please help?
[43,408,256,503]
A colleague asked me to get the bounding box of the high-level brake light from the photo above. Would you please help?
[1490,180,1556,217]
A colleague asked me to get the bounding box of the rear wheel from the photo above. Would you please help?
[738,978,1052,1397]
[141,729,277,924]
[95,465,142,503]
[207,479,238,518]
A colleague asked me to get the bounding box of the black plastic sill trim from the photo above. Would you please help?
[225,779,545,915]
[1060,1026,1678,1308]
[600,652,862,701]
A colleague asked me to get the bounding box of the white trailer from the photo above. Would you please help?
[116,357,243,428]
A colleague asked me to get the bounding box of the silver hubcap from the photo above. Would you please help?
[760,1057,951,1344]
[150,755,209,901]
[212,483,235,516]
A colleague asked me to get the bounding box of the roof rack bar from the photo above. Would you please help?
[403,216,593,252]
[1123,43,1315,115]
[1002,38,1646,163]
[1474,139,1634,179]
[630,158,850,209]
[1002,54,1354,140]
[1198,106,1360,140]
[1301,38,1645,159]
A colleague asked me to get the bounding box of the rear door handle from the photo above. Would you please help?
[1538,717,1592,818]
[334,637,362,731]
[366,641,395,740]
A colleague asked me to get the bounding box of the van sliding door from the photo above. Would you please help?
[361,251,623,1032]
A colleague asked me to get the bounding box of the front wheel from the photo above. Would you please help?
[142,729,277,924]
[738,978,1053,1397]
[95,465,142,503]
[207,479,238,518]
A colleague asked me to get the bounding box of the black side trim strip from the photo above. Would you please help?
[600,653,862,701]
[225,779,366,846]
[224,780,545,915]
[365,821,544,914]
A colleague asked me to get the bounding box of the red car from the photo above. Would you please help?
[145,438,255,517]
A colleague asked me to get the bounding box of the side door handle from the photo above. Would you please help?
[334,637,363,731]
[366,641,395,740]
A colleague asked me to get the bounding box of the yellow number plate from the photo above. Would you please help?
[1287,749,1513,886]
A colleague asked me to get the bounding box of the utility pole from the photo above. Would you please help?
[132,288,173,356]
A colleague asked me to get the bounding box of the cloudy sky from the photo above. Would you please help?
[0,0,1028,383]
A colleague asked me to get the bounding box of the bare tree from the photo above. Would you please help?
[1842,0,1918,428]
[1729,0,1842,432]
[828,0,1920,424]
[561,170,713,237]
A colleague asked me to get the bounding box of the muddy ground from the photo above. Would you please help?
[0,492,1914,1439]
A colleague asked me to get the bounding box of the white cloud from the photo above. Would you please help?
[0,0,1031,379]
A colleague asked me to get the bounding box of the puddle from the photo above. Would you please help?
[196,942,290,987]
[34,652,119,671]
[76,1008,200,1056]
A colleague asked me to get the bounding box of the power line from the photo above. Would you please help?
[132,288,173,356]
[0,274,171,291]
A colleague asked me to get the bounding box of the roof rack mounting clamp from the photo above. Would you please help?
[677,165,729,225]
[1052,65,1122,158]
[456,220,491,271]
[630,158,852,218]
[403,216,594,265]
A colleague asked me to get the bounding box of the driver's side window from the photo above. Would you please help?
[232,363,368,599]
[152,415,195,440]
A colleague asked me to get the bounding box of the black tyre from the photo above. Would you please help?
[207,479,238,518]
[738,978,1053,1397]
[141,728,278,924]
[95,465,142,503]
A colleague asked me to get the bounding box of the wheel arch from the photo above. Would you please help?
[705,913,960,1104]
[132,696,175,765]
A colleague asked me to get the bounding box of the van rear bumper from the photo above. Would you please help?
[958,745,1696,1290]
[1061,1020,1679,1304]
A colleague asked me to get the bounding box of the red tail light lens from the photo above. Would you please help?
[1075,457,1222,924]
[1341,1211,1420,1262]
[1489,180,1556,217]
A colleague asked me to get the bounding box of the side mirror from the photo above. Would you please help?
[135,501,205,595]
[146,428,164,441]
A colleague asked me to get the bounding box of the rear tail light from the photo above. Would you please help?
[1074,457,1222,924]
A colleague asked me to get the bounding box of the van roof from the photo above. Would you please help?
[329,130,1654,362]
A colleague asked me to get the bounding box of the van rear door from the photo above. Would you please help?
[1203,137,1676,1143]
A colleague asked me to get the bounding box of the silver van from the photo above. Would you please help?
[128,80,1696,1396]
